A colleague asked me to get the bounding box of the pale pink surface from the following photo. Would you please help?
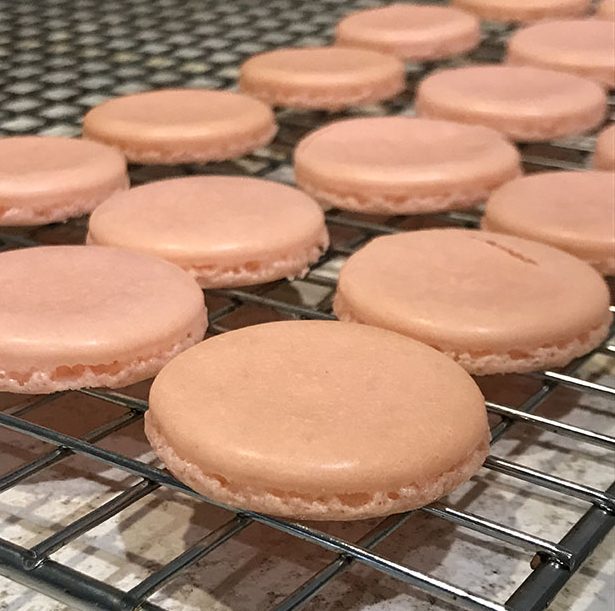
[335,4,480,61]
[294,117,521,213]
[334,229,612,375]
[596,0,615,20]
[239,46,405,110]
[82,89,276,164]
[0,136,128,226]
[0,246,206,393]
[508,20,615,88]
[593,124,615,170]
[87,176,329,288]
[453,0,591,22]
[146,320,489,520]
[483,171,615,275]
[416,65,607,141]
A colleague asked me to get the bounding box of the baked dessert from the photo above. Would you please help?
[507,19,615,89]
[336,4,480,61]
[239,46,405,110]
[0,136,128,226]
[593,124,615,171]
[146,320,490,520]
[87,176,328,288]
[453,0,591,22]
[334,229,611,374]
[82,89,276,164]
[483,171,615,275]
[294,117,521,214]
[0,246,206,393]
[416,65,607,141]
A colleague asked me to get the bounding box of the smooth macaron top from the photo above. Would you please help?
[87,176,327,267]
[483,171,615,272]
[335,229,611,355]
[294,117,520,196]
[594,124,615,170]
[335,4,480,60]
[240,46,403,88]
[507,19,615,88]
[416,64,607,134]
[239,46,405,109]
[0,136,127,206]
[596,0,615,20]
[453,0,591,22]
[148,320,488,496]
[0,245,205,369]
[82,89,275,150]
[418,64,607,116]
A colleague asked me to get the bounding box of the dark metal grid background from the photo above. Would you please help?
[0,1,614,610]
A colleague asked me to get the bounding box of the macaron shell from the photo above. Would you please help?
[335,4,481,61]
[87,176,329,288]
[596,0,615,20]
[416,65,607,141]
[593,124,615,170]
[453,0,591,22]
[82,89,277,164]
[294,117,521,214]
[0,246,206,392]
[507,20,615,88]
[482,171,615,275]
[334,229,611,374]
[239,47,405,110]
[0,137,128,226]
[146,320,489,519]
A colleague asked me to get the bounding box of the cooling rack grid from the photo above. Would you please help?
[0,1,614,610]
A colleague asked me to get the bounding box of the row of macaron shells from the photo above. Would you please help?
[1,0,614,522]
[158,0,615,521]
[1,0,614,395]
[3,1,615,207]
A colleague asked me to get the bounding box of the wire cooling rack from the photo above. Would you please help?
[0,1,614,610]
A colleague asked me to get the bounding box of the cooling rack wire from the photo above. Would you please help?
[0,1,613,610]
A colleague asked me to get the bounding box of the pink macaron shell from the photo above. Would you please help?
[0,137,128,226]
[453,0,591,22]
[334,229,611,375]
[294,117,521,214]
[416,64,607,141]
[146,320,490,520]
[507,20,615,89]
[239,46,405,110]
[596,0,615,20]
[482,171,615,275]
[87,176,329,288]
[82,89,277,164]
[335,4,481,61]
[0,246,206,394]
[593,124,615,170]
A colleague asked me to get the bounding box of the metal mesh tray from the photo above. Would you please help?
[0,1,614,610]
